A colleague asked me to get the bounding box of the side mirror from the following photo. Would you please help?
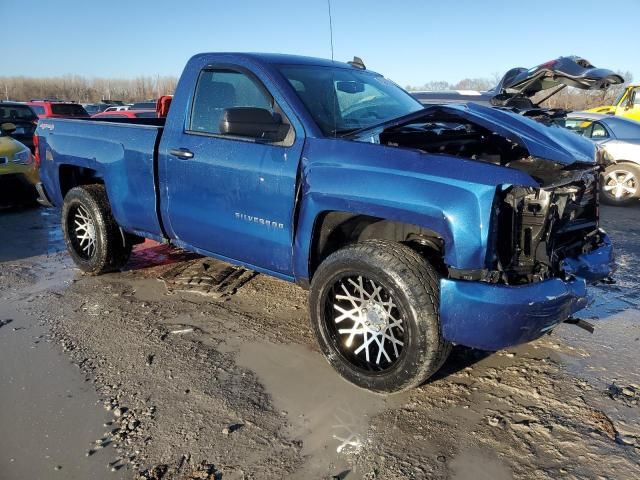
[219,107,289,142]
[0,122,17,135]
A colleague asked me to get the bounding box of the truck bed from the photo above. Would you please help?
[38,118,165,239]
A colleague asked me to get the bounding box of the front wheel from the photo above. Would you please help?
[62,185,131,274]
[309,240,451,394]
[600,163,640,206]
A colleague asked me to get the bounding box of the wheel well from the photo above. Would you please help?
[611,160,640,167]
[59,165,103,199]
[309,211,446,278]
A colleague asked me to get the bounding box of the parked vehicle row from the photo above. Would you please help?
[34,52,614,393]
[28,100,90,119]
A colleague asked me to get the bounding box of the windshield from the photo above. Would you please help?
[277,65,423,136]
[613,89,628,107]
[0,104,37,122]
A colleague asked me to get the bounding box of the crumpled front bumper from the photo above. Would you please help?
[439,231,614,351]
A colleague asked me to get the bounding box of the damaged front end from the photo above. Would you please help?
[351,104,616,350]
[352,103,615,287]
[492,163,612,285]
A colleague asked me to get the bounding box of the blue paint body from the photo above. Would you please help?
[440,251,607,351]
[36,53,614,351]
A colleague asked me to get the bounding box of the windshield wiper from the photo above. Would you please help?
[330,127,361,137]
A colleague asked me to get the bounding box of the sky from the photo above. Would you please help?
[2,0,638,87]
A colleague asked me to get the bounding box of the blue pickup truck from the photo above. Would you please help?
[35,53,614,393]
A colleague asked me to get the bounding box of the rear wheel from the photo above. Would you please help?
[309,240,450,394]
[62,185,131,274]
[600,163,640,206]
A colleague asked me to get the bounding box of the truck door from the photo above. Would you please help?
[158,66,304,277]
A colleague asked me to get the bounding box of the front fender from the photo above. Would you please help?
[292,138,538,282]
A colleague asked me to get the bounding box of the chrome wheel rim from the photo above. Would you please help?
[325,275,405,372]
[70,205,96,259]
[603,169,637,200]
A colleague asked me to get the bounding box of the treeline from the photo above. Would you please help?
[0,75,178,103]
[406,70,634,111]
[2,71,634,110]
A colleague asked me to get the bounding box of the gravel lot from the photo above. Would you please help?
[0,203,638,479]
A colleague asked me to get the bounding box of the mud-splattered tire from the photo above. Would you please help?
[600,163,640,206]
[309,239,451,394]
[61,185,131,275]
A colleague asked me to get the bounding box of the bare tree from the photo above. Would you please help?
[0,75,178,103]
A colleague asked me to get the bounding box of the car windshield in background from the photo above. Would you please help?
[51,103,89,116]
[0,104,37,122]
[277,65,423,136]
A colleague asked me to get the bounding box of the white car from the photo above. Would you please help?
[564,112,640,206]
[103,105,131,112]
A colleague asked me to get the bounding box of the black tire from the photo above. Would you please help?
[61,184,131,275]
[600,163,640,206]
[309,239,451,394]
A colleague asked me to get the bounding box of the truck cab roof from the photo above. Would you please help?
[188,52,373,72]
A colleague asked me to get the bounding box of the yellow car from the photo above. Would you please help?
[587,83,640,122]
[0,122,39,199]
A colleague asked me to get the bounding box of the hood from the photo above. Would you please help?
[490,56,624,105]
[351,102,596,167]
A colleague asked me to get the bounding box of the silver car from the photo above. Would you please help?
[563,112,640,206]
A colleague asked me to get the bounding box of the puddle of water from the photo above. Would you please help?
[449,447,512,480]
[558,310,640,388]
[236,341,407,478]
[0,304,125,480]
[0,206,125,479]
[0,207,65,262]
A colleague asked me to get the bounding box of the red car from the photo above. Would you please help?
[91,110,159,119]
[28,101,89,119]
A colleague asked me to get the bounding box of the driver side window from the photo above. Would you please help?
[189,68,272,134]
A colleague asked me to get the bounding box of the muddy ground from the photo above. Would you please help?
[0,204,639,480]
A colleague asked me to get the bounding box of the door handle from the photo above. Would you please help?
[169,148,194,159]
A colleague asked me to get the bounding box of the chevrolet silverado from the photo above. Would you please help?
[35,53,614,393]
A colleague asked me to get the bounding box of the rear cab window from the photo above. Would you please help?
[30,105,46,115]
[51,104,89,116]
